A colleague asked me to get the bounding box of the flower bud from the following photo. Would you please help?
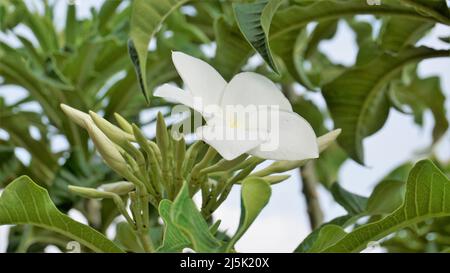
[60,104,91,128]
[98,181,135,195]
[262,175,290,184]
[156,112,170,156]
[69,185,113,199]
[114,113,134,134]
[89,111,135,145]
[83,119,129,176]
[318,129,342,152]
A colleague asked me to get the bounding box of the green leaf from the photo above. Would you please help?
[233,0,284,73]
[311,160,450,252]
[389,75,449,143]
[379,17,433,53]
[401,0,450,21]
[381,162,414,181]
[268,0,439,89]
[129,0,188,102]
[367,179,406,215]
[0,176,124,253]
[307,224,348,253]
[213,16,252,80]
[157,199,191,252]
[295,214,356,253]
[226,177,272,251]
[0,143,24,186]
[323,46,449,164]
[330,183,368,215]
[114,222,144,253]
[313,144,348,188]
[291,19,339,89]
[170,182,222,252]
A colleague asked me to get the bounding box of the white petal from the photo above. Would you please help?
[196,125,263,160]
[249,111,319,160]
[172,51,227,106]
[154,84,195,109]
[220,72,292,112]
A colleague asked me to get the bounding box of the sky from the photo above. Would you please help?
[0,0,449,253]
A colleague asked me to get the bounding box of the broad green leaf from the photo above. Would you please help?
[313,144,348,188]
[291,19,339,89]
[323,46,449,164]
[381,162,414,181]
[213,16,252,80]
[304,19,339,59]
[311,160,450,252]
[114,222,144,253]
[389,76,449,143]
[367,179,406,215]
[129,0,188,102]
[0,143,24,186]
[226,177,272,251]
[347,18,373,46]
[379,17,433,53]
[157,199,191,252]
[330,183,368,215]
[307,225,347,253]
[267,0,440,89]
[170,182,222,252]
[401,0,450,21]
[0,176,124,253]
[233,0,284,73]
[295,214,357,252]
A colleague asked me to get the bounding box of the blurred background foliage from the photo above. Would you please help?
[0,0,449,252]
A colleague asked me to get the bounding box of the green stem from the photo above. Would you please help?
[190,147,217,195]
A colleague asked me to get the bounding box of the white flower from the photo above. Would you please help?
[154,52,328,161]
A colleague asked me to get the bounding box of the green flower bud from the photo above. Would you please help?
[60,104,91,128]
[318,129,342,152]
[114,113,134,134]
[262,175,291,184]
[69,185,113,199]
[89,111,135,145]
[84,119,129,176]
[98,181,135,195]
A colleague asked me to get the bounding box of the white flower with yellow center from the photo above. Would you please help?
[155,52,337,161]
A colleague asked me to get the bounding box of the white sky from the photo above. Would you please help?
[0,1,449,253]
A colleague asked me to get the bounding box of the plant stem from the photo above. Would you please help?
[190,147,217,195]
[300,162,323,230]
[130,190,154,253]
[137,230,154,253]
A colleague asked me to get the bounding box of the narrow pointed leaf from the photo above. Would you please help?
[233,0,284,72]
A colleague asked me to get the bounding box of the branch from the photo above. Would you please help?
[300,162,324,230]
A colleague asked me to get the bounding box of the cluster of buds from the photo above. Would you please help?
[60,104,340,220]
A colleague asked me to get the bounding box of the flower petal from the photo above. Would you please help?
[172,51,227,106]
[220,72,292,111]
[249,110,319,160]
[196,125,264,160]
[154,84,195,109]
